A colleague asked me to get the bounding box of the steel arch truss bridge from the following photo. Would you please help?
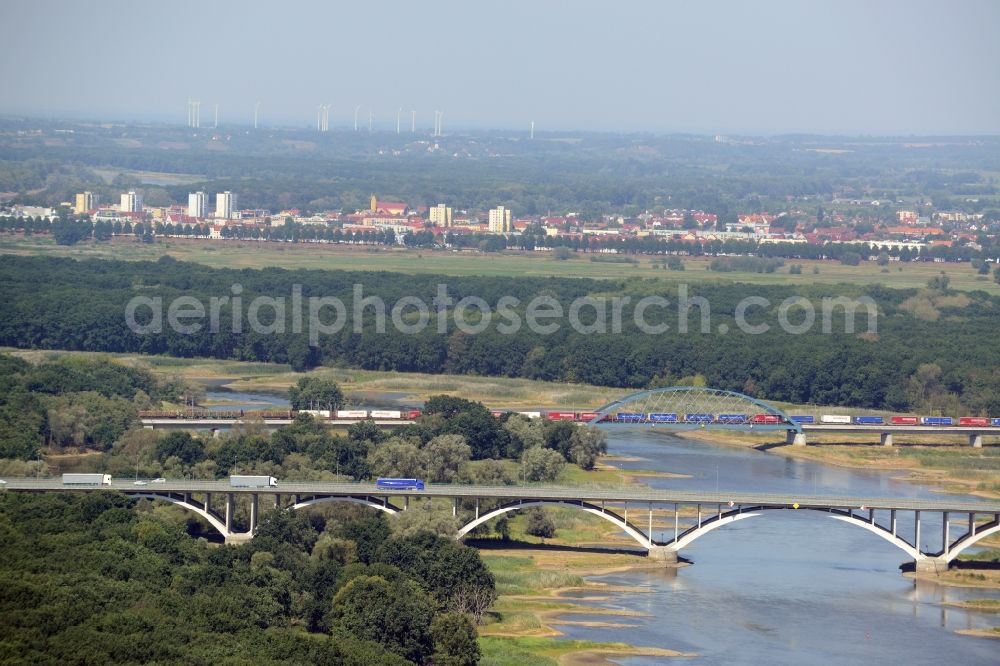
[592,387,802,432]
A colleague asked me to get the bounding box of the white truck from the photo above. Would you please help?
[62,473,112,486]
[229,475,278,488]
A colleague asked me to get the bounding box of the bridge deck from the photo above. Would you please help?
[3,479,998,513]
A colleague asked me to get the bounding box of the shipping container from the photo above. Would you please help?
[820,414,852,424]
[993,418,1000,427]
[648,413,678,423]
[790,415,815,424]
[853,416,885,425]
[751,414,782,424]
[230,475,278,488]
[62,473,112,486]
[717,414,749,424]
[300,409,331,418]
[547,411,577,421]
[517,411,542,419]
[407,409,422,419]
[685,413,714,423]
[890,416,919,425]
[921,416,954,426]
[370,410,402,419]
[616,412,645,422]
[958,417,990,426]
[335,410,369,419]
[577,412,601,422]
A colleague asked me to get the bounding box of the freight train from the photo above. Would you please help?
[138,409,423,420]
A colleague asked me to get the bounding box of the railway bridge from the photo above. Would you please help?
[592,387,1000,447]
[4,479,998,573]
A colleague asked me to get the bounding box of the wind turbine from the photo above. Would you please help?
[214,104,219,128]
[368,110,373,133]
[254,101,260,129]
[354,105,361,131]
[411,110,416,133]
[530,121,534,139]
[396,107,402,134]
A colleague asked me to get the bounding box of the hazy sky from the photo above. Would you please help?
[2,0,998,134]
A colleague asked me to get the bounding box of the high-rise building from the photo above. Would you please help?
[188,191,208,219]
[215,191,237,219]
[120,190,142,213]
[488,205,512,233]
[429,203,453,228]
[74,192,96,214]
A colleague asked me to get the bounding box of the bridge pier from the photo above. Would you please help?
[970,433,983,448]
[881,432,893,447]
[914,558,949,574]
[786,430,807,446]
[225,532,253,545]
[647,545,679,565]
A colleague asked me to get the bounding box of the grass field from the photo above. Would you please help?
[2,234,997,294]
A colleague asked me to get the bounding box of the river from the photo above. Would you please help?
[560,427,1000,664]
[200,386,999,662]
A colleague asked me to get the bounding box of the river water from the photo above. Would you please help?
[201,387,999,662]
[559,427,1000,665]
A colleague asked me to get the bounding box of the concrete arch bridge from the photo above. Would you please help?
[5,479,998,573]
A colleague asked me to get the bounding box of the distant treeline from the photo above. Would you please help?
[2,255,1000,414]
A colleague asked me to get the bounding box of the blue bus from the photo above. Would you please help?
[648,412,678,423]
[376,478,425,490]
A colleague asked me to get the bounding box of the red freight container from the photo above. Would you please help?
[958,417,990,426]
[547,411,578,421]
[890,416,919,425]
[752,414,781,424]
[407,410,422,419]
[577,412,600,422]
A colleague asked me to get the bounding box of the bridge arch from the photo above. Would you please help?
[292,496,402,515]
[592,386,802,432]
[941,516,1000,560]
[132,492,231,539]
[456,499,652,548]
[666,506,943,563]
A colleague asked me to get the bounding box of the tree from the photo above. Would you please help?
[567,426,607,470]
[840,252,861,266]
[368,437,426,479]
[430,612,481,666]
[155,431,205,465]
[520,447,565,482]
[327,575,435,664]
[423,434,471,483]
[524,507,555,540]
[288,376,344,411]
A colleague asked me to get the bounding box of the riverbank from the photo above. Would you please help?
[477,543,695,664]
[680,429,1000,501]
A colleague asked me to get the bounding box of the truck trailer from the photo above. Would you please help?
[229,475,278,488]
[62,473,112,486]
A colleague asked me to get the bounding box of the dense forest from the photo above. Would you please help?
[2,255,999,415]
[0,492,491,665]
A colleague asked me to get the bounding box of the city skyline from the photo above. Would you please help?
[1,0,999,135]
